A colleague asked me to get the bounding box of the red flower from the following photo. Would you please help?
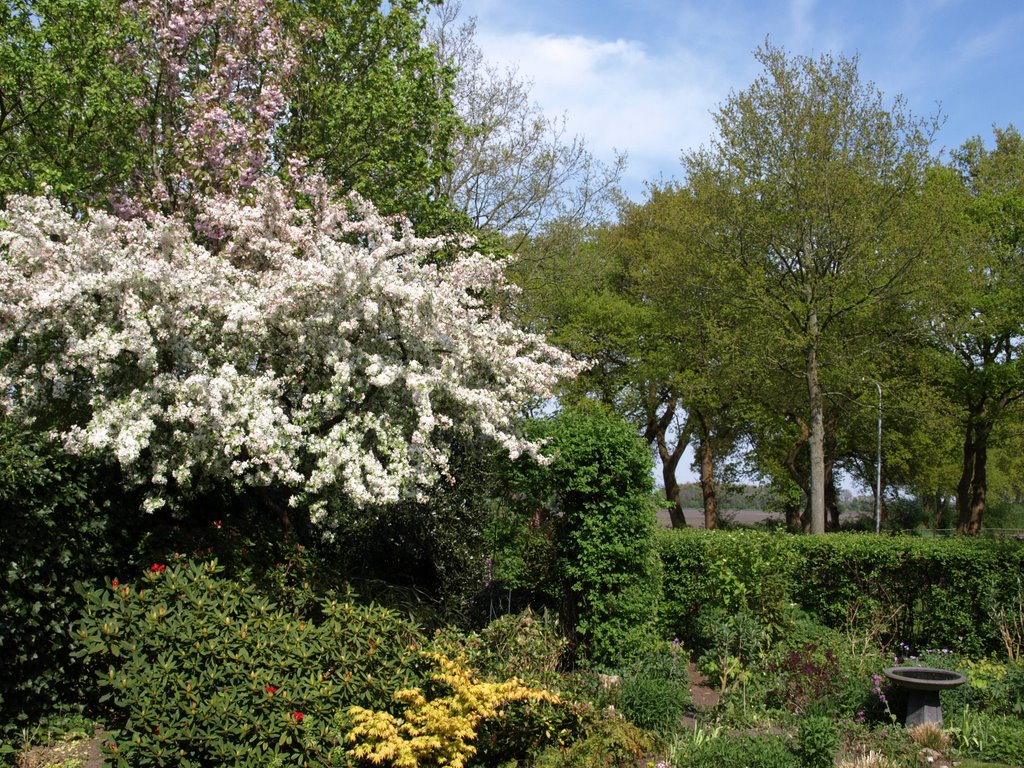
[149,563,166,573]
[111,579,119,587]
[265,686,278,694]
[292,711,303,723]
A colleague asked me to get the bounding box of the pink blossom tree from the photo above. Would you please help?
[115,0,297,212]
[2,0,457,229]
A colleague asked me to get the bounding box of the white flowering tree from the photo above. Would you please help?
[0,179,580,530]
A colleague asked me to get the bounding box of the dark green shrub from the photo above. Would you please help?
[0,421,144,735]
[793,534,1024,656]
[473,694,588,767]
[614,641,691,733]
[763,623,851,714]
[481,501,559,606]
[476,608,567,685]
[695,608,765,697]
[990,662,1024,716]
[617,676,689,734]
[509,406,661,668]
[430,607,568,690]
[626,639,691,686]
[680,733,799,768]
[656,529,798,651]
[320,438,503,624]
[797,715,839,768]
[73,559,422,767]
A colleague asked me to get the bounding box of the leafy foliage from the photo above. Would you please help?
[73,559,422,767]
[694,608,765,699]
[762,620,862,715]
[682,43,937,533]
[0,0,147,207]
[616,643,691,734]
[474,609,568,686]
[675,732,799,768]
[0,420,142,734]
[953,711,1024,765]
[932,127,1024,532]
[0,0,458,228]
[340,650,559,768]
[508,406,661,667]
[277,0,461,231]
[316,439,505,623]
[656,529,798,649]
[533,712,653,768]
[797,715,840,768]
[656,528,1024,657]
[425,610,584,764]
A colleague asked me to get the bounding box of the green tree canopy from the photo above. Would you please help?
[932,126,1024,533]
[682,43,939,533]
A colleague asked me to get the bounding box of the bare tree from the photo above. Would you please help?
[426,1,624,246]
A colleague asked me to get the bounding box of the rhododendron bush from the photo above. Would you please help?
[0,179,579,526]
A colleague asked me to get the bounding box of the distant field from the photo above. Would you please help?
[655,507,863,528]
[655,508,776,528]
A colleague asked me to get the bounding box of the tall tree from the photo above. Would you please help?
[683,44,937,533]
[0,0,147,206]
[278,0,460,231]
[611,185,752,529]
[933,127,1024,533]
[509,208,698,526]
[426,1,624,247]
[510,184,751,529]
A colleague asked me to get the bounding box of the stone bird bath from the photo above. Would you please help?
[883,666,967,727]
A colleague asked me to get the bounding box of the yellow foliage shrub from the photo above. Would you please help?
[342,651,559,768]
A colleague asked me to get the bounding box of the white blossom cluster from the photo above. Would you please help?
[0,180,581,523]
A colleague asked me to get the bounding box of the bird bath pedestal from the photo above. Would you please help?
[883,667,966,727]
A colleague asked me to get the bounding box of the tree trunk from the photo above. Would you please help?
[662,460,688,528]
[928,493,950,530]
[785,505,802,532]
[805,310,827,534]
[958,419,989,534]
[783,415,811,532]
[648,401,691,528]
[697,412,719,529]
[956,409,977,526]
[826,466,840,531]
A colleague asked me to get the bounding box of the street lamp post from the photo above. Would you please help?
[870,379,882,534]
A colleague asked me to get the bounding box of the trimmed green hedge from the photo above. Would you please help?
[656,529,1024,656]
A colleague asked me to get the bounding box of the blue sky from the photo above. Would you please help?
[466,0,1024,201]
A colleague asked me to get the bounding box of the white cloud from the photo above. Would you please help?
[474,28,734,198]
[949,17,1020,70]
[787,0,817,50]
